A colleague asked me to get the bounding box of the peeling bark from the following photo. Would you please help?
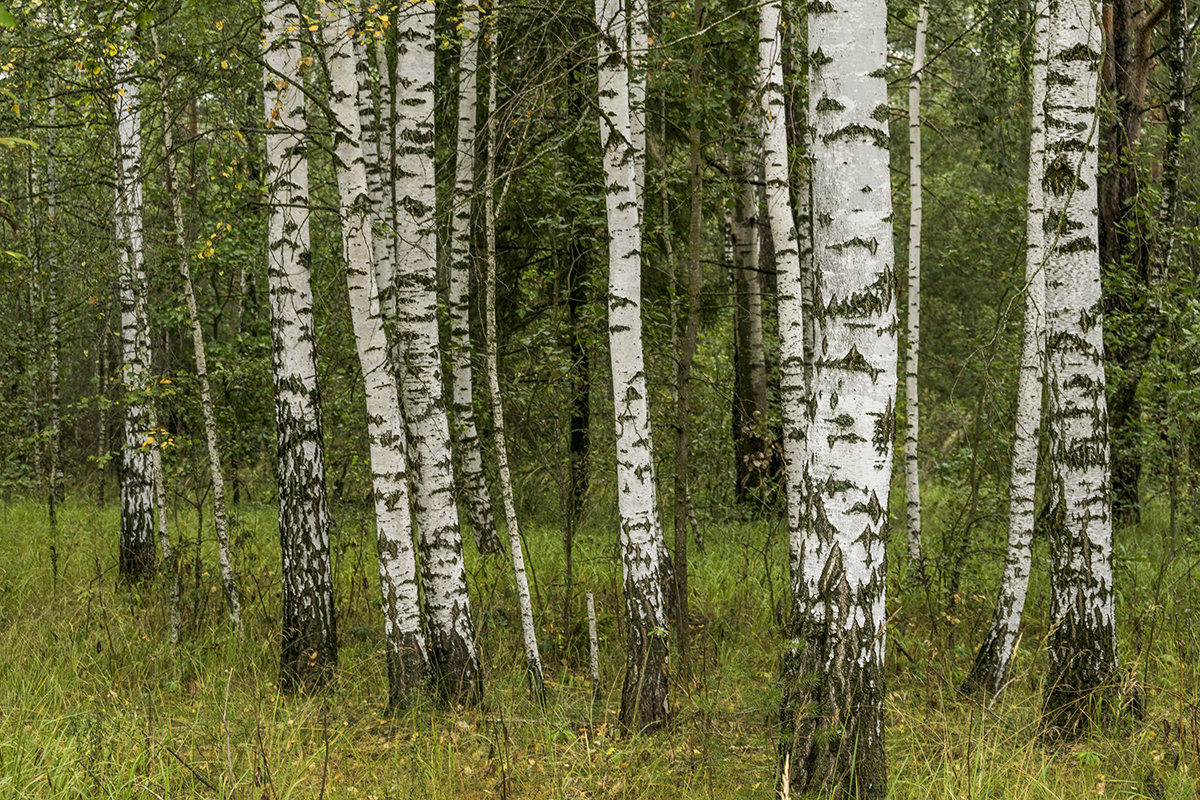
[393,0,483,704]
[321,2,427,705]
[113,50,156,583]
[904,0,927,574]
[778,0,895,793]
[263,0,338,691]
[597,0,669,731]
[1041,0,1117,739]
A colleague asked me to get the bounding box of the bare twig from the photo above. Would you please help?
[163,745,217,791]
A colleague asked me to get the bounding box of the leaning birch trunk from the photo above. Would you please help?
[961,0,1048,698]
[393,0,482,703]
[1040,0,1116,739]
[778,0,896,793]
[113,50,157,582]
[154,26,243,631]
[758,0,806,685]
[482,10,545,702]
[150,426,181,644]
[263,0,338,691]
[320,1,428,705]
[904,0,927,574]
[596,0,669,731]
[628,0,648,213]
[448,0,503,556]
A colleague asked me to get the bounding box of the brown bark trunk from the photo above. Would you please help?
[1101,0,1168,523]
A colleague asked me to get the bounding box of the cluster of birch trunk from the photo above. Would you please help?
[19,0,1191,791]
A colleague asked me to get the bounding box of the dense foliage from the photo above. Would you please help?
[1,0,1199,792]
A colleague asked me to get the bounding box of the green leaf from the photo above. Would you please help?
[0,4,15,26]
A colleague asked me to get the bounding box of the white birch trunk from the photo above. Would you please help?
[597,0,668,731]
[1041,0,1116,738]
[113,52,157,582]
[628,0,648,214]
[483,11,545,701]
[780,0,895,793]
[356,34,394,328]
[758,0,805,607]
[320,2,428,705]
[448,1,503,555]
[150,422,181,644]
[393,0,482,703]
[962,0,1048,698]
[904,0,927,573]
[154,26,243,632]
[586,592,600,697]
[797,161,816,381]
[263,0,338,690]
[370,38,396,317]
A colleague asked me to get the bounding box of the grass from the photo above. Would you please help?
[0,491,1197,798]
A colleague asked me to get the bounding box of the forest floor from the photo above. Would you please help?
[0,494,1197,798]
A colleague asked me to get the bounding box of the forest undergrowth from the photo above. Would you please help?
[0,491,1197,798]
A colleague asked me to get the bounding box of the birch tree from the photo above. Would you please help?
[448,0,503,556]
[363,35,394,317]
[628,0,647,213]
[392,0,482,702]
[903,0,927,573]
[1040,0,1117,738]
[150,421,180,643]
[961,0,1049,698]
[759,0,808,719]
[113,48,156,582]
[482,7,545,701]
[778,0,896,792]
[320,1,428,704]
[597,0,669,731]
[263,0,338,690]
[154,26,242,631]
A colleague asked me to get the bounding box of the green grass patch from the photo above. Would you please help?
[0,494,1196,798]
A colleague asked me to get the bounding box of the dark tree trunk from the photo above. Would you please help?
[1100,0,1169,523]
[561,47,593,646]
[730,156,770,507]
